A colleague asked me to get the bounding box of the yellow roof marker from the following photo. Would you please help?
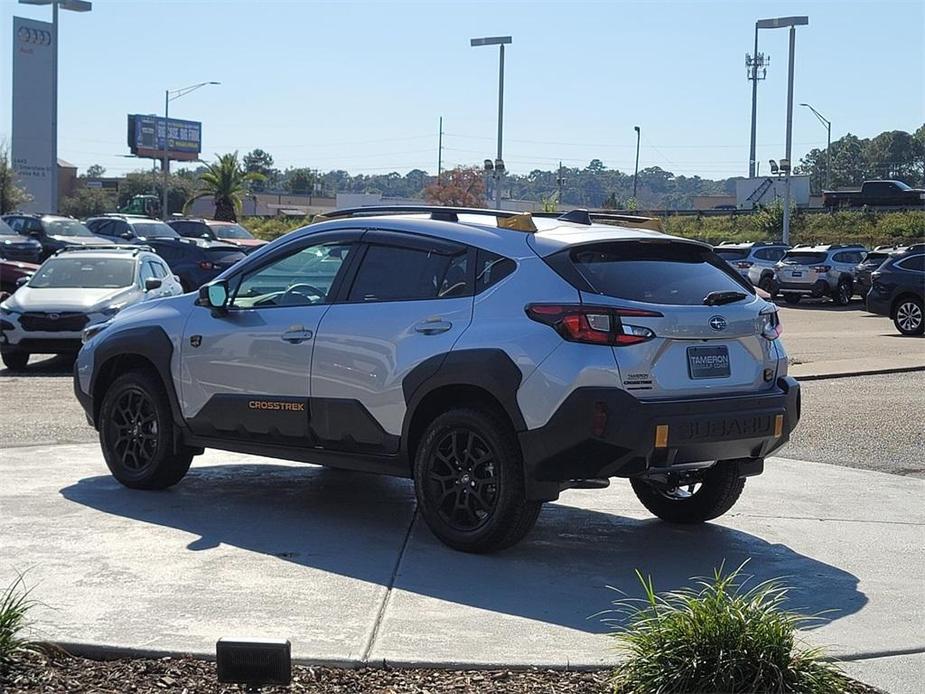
[497,212,537,233]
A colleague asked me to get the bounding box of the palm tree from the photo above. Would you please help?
[186,152,263,221]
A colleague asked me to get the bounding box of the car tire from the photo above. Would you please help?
[99,370,194,490]
[893,297,924,336]
[833,279,852,306]
[783,293,801,305]
[413,408,542,553]
[1,351,29,370]
[630,462,746,524]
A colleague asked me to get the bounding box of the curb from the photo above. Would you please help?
[793,365,925,382]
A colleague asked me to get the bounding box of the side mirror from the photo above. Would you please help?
[201,233,212,240]
[199,279,229,314]
[121,231,134,240]
[16,276,30,287]
[28,229,42,238]
[144,277,162,292]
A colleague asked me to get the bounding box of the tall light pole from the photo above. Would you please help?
[470,36,511,209]
[800,103,832,191]
[633,126,641,199]
[19,0,93,213]
[162,81,220,220]
[756,16,809,244]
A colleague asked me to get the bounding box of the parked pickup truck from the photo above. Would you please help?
[823,180,925,209]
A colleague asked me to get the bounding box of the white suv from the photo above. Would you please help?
[74,208,800,553]
[1,246,182,370]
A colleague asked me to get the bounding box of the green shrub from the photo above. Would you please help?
[0,574,39,672]
[241,215,313,241]
[610,563,853,694]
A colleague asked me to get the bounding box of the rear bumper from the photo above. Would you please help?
[778,279,831,296]
[865,291,892,317]
[518,377,801,500]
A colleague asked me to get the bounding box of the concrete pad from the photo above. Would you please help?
[0,444,416,664]
[840,652,925,694]
[1,445,923,685]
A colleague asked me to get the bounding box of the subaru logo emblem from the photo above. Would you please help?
[709,315,727,331]
[47,313,60,320]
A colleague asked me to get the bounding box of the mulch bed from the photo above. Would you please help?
[1,651,610,693]
[0,650,883,693]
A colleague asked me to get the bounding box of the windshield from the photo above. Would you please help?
[893,181,912,191]
[781,252,828,265]
[43,218,95,237]
[568,241,751,306]
[210,223,254,240]
[131,221,178,238]
[29,258,135,288]
[0,219,16,236]
[714,248,750,261]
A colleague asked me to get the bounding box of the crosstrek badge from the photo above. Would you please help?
[248,400,306,411]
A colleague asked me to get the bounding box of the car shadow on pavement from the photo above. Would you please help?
[60,463,867,635]
[0,353,75,377]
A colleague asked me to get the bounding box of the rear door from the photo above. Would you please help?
[310,230,474,451]
[564,240,779,399]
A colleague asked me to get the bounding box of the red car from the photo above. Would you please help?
[167,218,267,254]
[0,259,39,301]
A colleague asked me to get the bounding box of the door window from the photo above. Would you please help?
[476,249,515,291]
[348,244,469,302]
[139,261,156,285]
[232,241,352,308]
[897,254,925,272]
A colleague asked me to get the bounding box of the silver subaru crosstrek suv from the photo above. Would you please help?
[74,207,800,553]
[714,241,789,294]
[774,244,867,305]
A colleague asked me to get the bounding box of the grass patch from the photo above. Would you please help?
[0,574,40,673]
[610,562,854,694]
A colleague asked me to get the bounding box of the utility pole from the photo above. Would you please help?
[556,161,564,208]
[746,24,769,179]
[800,103,832,190]
[437,116,444,184]
[633,126,641,199]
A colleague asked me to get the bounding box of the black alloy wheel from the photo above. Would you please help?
[427,428,499,532]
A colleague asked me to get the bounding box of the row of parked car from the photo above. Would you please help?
[0,212,271,369]
[714,240,924,335]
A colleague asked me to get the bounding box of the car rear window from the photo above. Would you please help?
[131,221,178,238]
[566,241,752,306]
[714,248,750,260]
[209,223,253,240]
[781,252,827,265]
[861,252,889,265]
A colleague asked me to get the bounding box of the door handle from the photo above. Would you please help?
[414,319,452,335]
[281,327,313,344]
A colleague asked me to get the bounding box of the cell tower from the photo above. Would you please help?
[746,51,770,179]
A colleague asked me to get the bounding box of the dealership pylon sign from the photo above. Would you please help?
[11,16,55,213]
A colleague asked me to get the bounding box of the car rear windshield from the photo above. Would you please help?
[131,221,177,238]
[29,258,135,288]
[44,218,94,237]
[781,252,828,265]
[714,248,750,260]
[566,241,751,306]
[861,252,889,265]
[209,223,253,240]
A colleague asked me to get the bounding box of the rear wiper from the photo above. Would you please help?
[703,290,747,306]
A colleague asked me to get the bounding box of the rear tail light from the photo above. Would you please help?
[199,260,216,270]
[813,265,831,273]
[736,261,754,269]
[525,304,660,346]
[759,303,782,340]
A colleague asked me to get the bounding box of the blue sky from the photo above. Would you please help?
[2,0,923,180]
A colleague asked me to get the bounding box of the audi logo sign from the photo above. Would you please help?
[17,26,52,46]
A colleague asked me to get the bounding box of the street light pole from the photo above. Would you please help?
[471,36,512,209]
[161,81,220,220]
[633,126,641,199]
[755,16,808,245]
[800,103,832,190]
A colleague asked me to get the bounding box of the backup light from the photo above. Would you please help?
[216,637,291,688]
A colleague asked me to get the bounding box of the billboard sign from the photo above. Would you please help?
[11,17,55,213]
[127,114,202,161]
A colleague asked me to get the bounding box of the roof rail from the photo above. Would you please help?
[311,205,539,232]
[54,244,153,256]
[534,209,663,232]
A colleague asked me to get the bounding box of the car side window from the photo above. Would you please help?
[897,254,925,272]
[93,220,115,236]
[231,241,353,308]
[476,249,515,292]
[139,261,156,285]
[5,217,25,232]
[26,219,43,234]
[770,248,786,261]
[151,261,169,278]
[347,244,469,302]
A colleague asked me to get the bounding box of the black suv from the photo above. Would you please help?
[0,218,42,263]
[866,244,925,335]
[855,245,906,298]
[85,215,246,292]
[168,218,267,254]
[2,213,110,261]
